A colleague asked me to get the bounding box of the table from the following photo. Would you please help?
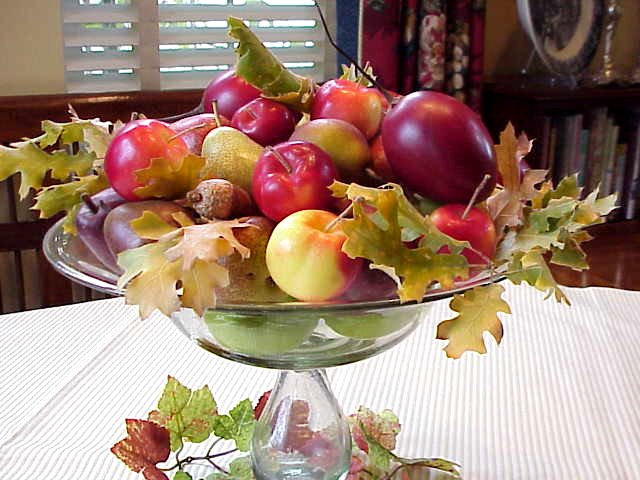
[1,282,640,479]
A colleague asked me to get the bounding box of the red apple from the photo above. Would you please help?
[252,141,338,222]
[430,204,497,266]
[381,91,497,204]
[369,134,396,182]
[201,69,261,119]
[104,119,190,201]
[310,79,383,139]
[231,98,298,146]
[266,209,363,301]
[171,113,230,155]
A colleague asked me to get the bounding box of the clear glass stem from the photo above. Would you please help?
[251,369,352,480]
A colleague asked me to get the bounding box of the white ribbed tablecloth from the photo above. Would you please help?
[1,282,639,479]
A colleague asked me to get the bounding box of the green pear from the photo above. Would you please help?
[200,126,263,192]
[216,216,291,304]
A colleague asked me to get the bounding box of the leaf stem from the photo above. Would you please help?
[461,173,491,220]
[313,1,395,105]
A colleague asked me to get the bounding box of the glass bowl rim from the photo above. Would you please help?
[43,218,503,314]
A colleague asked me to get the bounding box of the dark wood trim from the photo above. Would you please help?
[0,90,203,144]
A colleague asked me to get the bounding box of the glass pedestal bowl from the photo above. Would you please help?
[44,219,489,480]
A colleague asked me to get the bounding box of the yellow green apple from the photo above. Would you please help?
[289,118,370,181]
[266,209,362,301]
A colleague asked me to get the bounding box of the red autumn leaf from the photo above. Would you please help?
[254,390,271,419]
[111,419,171,480]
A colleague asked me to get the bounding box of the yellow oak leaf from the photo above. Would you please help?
[165,220,252,271]
[134,154,205,200]
[436,283,511,359]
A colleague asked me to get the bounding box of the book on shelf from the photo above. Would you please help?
[535,105,640,220]
[622,115,640,220]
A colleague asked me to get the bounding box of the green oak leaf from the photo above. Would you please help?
[213,399,256,452]
[149,376,218,451]
[0,142,95,198]
[508,249,569,304]
[174,471,192,480]
[32,173,109,234]
[330,181,468,252]
[436,283,511,359]
[338,187,468,302]
[228,16,315,112]
[550,230,592,270]
[527,197,578,232]
[533,173,581,209]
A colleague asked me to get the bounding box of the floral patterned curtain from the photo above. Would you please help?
[360,0,486,112]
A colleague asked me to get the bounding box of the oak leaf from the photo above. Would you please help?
[111,419,170,480]
[134,154,205,200]
[486,123,547,238]
[436,283,511,358]
[32,173,109,234]
[338,187,468,302]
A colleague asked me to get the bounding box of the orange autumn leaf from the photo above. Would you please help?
[486,123,547,239]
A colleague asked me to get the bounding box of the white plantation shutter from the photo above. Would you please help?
[61,0,334,93]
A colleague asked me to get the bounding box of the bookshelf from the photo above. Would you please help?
[483,83,640,221]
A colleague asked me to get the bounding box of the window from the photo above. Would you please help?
[61,0,335,93]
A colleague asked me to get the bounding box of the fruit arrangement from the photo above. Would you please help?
[0,17,616,358]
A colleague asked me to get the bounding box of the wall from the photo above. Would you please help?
[0,1,65,96]
[1,0,639,95]
[484,0,640,81]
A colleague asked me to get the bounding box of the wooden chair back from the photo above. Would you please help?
[0,90,202,313]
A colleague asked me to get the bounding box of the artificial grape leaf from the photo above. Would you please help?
[32,173,109,234]
[111,419,170,480]
[508,249,569,303]
[228,16,315,112]
[338,187,468,302]
[149,376,218,451]
[174,472,192,480]
[213,399,256,452]
[117,239,182,319]
[550,230,592,270]
[436,283,511,359]
[348,407,400,453]
[393,458,462,479]
[164,220,252,271]
[358,421,396,471]
[0,142,95,198]
[207,457,254,480]
[486,123,547,238]
[134,154,205,199]
[130,211,181,241]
